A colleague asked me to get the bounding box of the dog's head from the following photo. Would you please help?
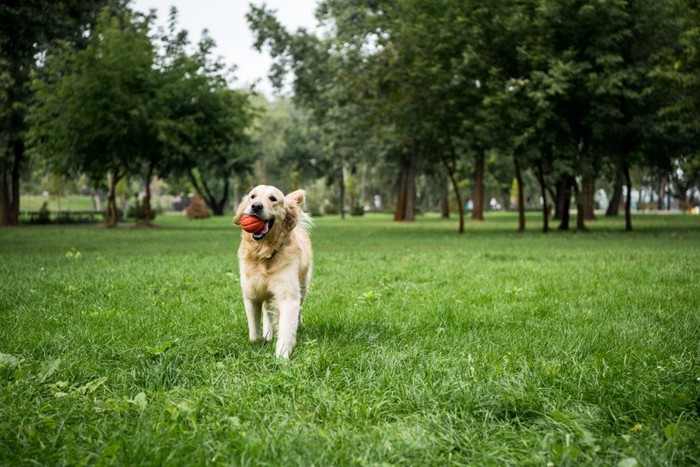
[233,185,306,251]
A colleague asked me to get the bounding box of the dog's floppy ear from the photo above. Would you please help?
[285,190,306,207]
[232,195,247,225]
[283,190,306,231]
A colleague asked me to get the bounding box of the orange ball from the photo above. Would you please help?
[240,214,267,234]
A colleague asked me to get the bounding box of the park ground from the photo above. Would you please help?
[1,213,699,465]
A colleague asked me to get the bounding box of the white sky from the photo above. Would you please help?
[131,0,319,97]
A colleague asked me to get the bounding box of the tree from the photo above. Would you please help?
[29,6,256,221]
[529,0,687,231]
[245,0,696,234]
[248,2,379,220]
[650,0,700,209]
[0,0,107,226]
[29,7,157,227]
[158,29,255,215]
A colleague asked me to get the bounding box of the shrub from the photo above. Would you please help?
[103,207,124,221]
[127,195,156,223]
[350,202,365,216]
[36,201,51,224]
[184,194,211,219]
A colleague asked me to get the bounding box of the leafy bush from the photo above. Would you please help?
[23,203,102,225]
[350,202,365,216]
[103,207,124,221]
[36,202,51,224]
[184,194,211,219]
[127,195,156,222]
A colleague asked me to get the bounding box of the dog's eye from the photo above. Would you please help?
[250,194,256,199]
[269,196,277,202]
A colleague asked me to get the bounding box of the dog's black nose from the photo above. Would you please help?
[251,202,263,214]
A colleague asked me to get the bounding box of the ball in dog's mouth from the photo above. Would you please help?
[252,218,275,241]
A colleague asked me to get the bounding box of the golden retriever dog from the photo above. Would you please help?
[233,185,312,358]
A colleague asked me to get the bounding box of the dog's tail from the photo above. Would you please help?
[299,212,314,233]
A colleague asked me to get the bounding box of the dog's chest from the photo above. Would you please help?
[241,260,284,300]
[244,272,273,300]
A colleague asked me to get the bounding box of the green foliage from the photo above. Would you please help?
[0,214,699,464]
[350,202,365,216]
[126,195,156,223]
[248,96,325,190]
[27,5,257,221]
[248,0,700,228]
[0,0,107,225]
[35,201,51,224]
[28,8,157,182]
[26,6,160,226]
[156,27,256,214]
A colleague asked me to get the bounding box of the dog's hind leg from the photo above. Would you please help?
[298,264,312,327]
[298,292,305,328]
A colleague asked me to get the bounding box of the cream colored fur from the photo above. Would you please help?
[233,185,312,358]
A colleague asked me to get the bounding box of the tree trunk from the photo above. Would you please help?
[557,175,572,231]
[471,149,485,221]
[535,161,549,233]
[572,177,588,231]
[404,153,417,222]
[581,172,596,220]
[217,177,230,215]
[555,174,570,224]
[622,161,633,231]
[143,182,153,226]
[394,153,417,222]
[206,177,229,216]
[0,159,9,227]
[9,139,21,226]
[440,155,463,234]
[545,184,556,216]
[394,167,406,221]
[447,170,464,234]
[1,65,27,228]
[657,176,666,210]
[106,172,122,228]
[0,145,22,227]
[142,163,156,226]
[339,167,346,220]
[189,170,228,216]
[440,174,450,218]
[606,170,623,217]
[514,156,525,232]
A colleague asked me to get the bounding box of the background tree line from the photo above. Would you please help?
[248,0,700,232]
[1,0,699,230]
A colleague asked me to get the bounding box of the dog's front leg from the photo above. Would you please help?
[276,298,300,359]
[243,297,263,342]
[262,303,275,342]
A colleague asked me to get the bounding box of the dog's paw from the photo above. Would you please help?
[275,341,293,359]
[262,329,273,342]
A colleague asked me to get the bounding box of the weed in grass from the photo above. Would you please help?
[0,213,698,465]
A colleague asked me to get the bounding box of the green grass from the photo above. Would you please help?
[1,213,698,465]
[20,195,97,212]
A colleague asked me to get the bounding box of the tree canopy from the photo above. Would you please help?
[27,5,256,224]
[249,0,700,231]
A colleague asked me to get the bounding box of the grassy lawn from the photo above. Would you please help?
[1,213,698,465]
[19,195,97,212]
